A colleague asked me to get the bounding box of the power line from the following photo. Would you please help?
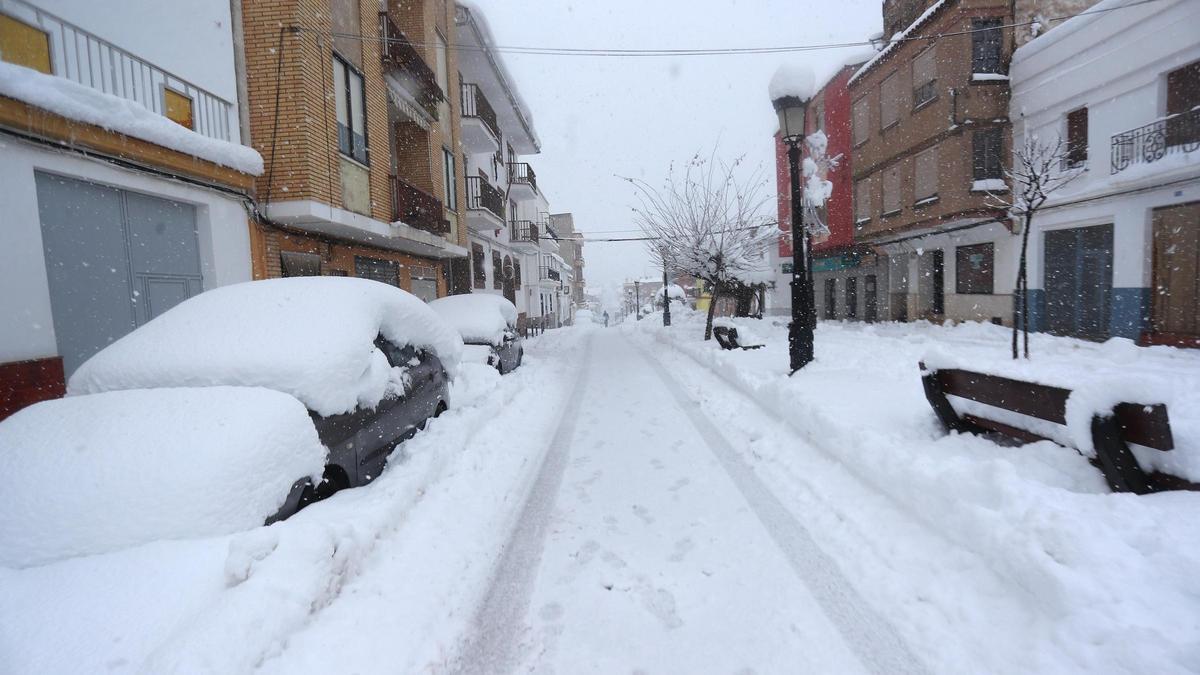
[304,0,1166,59]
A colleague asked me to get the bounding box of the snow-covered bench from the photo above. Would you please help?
[713,326,763,351]
[918,363,1194,494]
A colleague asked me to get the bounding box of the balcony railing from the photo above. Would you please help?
[540,267,561,282]
[508,162,538,193]
[379,12,443,113]
[390,175,450,235]
[1111,108,1200,174]
[3,0,234,140]
[511,220,539,245]
[460,83,499,140]
[466,176,504,221]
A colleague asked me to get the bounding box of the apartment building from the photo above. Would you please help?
[455,2,548,326]
[0,0,260,419]
[770,59,884,321]
[241,0,467,299]
[550,212,587,310]
[1010,0,1199,345]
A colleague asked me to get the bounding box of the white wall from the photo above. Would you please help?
[0,137,252,363]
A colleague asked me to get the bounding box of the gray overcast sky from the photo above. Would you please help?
[469,0,882,294]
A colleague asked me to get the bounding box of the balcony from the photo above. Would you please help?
[508,162,538,200]
[379,13,443,117]
[1111,108,1200,175]
[390,175,450,236]
[540,267,561,282]
[460,83,500,152]
[2,0,234,141]
[465,176,505,232]
[510,220,540,253]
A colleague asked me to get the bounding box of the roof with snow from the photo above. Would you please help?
[849,0,949,85]
[0,61,263,175]
[455,2,540,154]
[69,277,464,416]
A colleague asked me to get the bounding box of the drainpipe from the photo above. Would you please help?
[949,87,959,128]
[229,0,252,146]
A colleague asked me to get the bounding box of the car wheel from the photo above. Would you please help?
[517,349,524,367]
[434,401,448,418]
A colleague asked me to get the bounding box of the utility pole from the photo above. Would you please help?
[662,266,672,326]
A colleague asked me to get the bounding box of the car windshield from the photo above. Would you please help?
[2,0,1199,673]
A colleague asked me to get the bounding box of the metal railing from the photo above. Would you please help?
[508,162,538,192]
[510,220,539,245]
[466,176,504,220]
[390,175,450,235]
[2,0,234,141]
[540,267,561,282]
[460,83,499,139]
[379,12,443,112]
[1111,108,1200,174]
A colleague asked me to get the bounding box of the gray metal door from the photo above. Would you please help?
[1044,224,1113,339]
[36,173,201,375]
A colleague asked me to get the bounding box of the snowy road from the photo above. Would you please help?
[459,331,923,674]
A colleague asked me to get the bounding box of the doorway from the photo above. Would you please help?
[1045,224,1114,339]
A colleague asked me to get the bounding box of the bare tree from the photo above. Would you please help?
[988,136,1083,359]
[625,151,775,340]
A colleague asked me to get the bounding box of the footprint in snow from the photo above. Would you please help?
[632,504,655,524]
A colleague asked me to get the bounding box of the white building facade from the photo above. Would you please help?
[0,0,259,418]
[1009,0,1199,344]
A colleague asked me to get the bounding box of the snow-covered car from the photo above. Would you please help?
[575,309,596,324]
[0,387,327,568]
[429,294,523,374]
[68,277,465,520]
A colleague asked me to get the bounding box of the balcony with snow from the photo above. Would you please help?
[465,174,505,233]
[461,82,500,154]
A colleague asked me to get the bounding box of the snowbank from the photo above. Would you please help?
[429,293,516,346]
[0,61,263,175]
[70,277,464,417]
[0,387,325,568]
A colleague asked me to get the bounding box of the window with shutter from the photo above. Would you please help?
[0,14,51,74]
[881,74,900,129]
[334,55,368,164]
[1166,61,1199,147]
[855,178,871,224]
[852,96,870,145]
[492,250,502,290]
[972,19,1004,74]
[1066,108,1088,168]
[472,243,487,289]
[972,128,1004,180]
[912,46,937,108]
[915,146,938,201]
[883,165,902,215]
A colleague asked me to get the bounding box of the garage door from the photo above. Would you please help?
[36,172,201,375]
[1044,224,1113,339]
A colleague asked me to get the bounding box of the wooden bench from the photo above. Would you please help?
[713,326,764,351]
[919,363,1193,494]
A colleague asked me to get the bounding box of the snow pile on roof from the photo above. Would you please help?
[850,0,949,84]
[0,387,324,568]
[69,277,464,417]
[429,293,517,346]
[768,62,816,101]
[0,61,263,175]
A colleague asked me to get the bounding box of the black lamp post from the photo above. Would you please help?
[773,93,815,373]
[634,280,641,320]
[660,247,672,327]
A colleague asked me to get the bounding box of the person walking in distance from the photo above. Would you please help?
[603,311,610,327]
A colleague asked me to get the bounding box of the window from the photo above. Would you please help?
[852,96,870,145]
[1166,61,1200,147]
[514,258,522,289]
[443,148,457,211]
[824,278,837,320]
[280,251,321,277]
[912,46,937,108]
[813,100,825,132]
[882,164,902,215]
[354,256,398,287]
[915,146,938,201]
[0,14,51,74]
[472,243,486,289]
[880,73,900,129]
[854,178,871,224]
[846,277,858,319]
[163,88,194,130]
[972,18,1004,75]
[1066,107,1088,168]
[955,242,994,294]
[973,128,1004,180]
[492,250,502,290]
[334,55,368,164]
[410,264,439,303]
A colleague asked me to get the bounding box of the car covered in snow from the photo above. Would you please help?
[67,277,465,520]
[574,309,596,324]
[429,293,523,374]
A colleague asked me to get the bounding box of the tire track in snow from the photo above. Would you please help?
[633,339,929,675]
[451,334,594,675]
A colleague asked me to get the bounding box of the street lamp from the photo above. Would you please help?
[660,246,672,327]
[773,93,815,373]
[634,280,641,320]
